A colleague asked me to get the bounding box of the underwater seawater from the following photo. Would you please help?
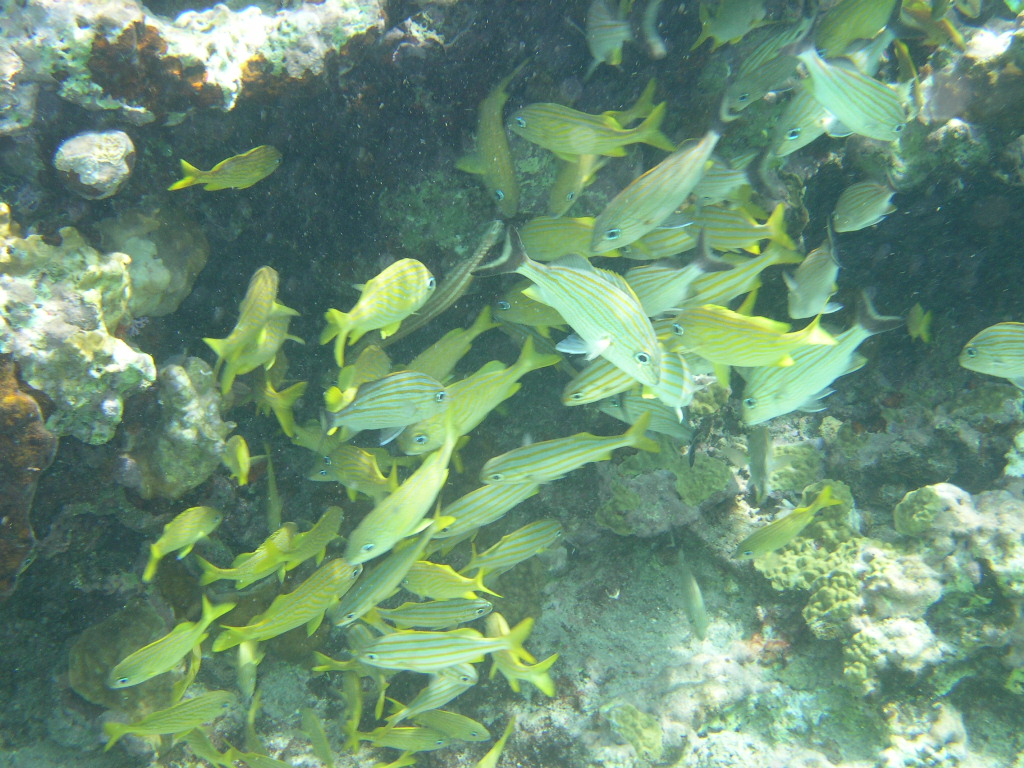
[2,0,1024,767]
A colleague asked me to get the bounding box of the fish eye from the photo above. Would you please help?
[470,731,480,737]
[496,300,511,310]
[604,228,622,241]
[965,346,978,358]
[488,472,504,482]
[427,277,437,289]
[361,543,375,552]
[737,92,750,102]
[495,189,505,201]
[366,653,378,660]
[435,739,445,746]
[413,433,428,445]
[743,397,756,408]
[318,469,328,476]
[435,391,447,402]
[345,612,357,620]
[634,351,652,365]
[460,674,471,682]
[569,392,584,401]
[894,123,904,133]
[116,676,129,685]
[672,323,683,335]
[323,456,332,465]
[515,117,527,128]
[786,127,801,140]
[565,191,575,201]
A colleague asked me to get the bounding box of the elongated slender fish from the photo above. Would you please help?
[434,482,540,541]
[356,619,534,673]
[374,599,494,629]
[463,519,563,579]
[509,101,674,158]
[104,691,235,751]
[734,484,840,558]
[387,670,480,727]
[324,370,448,435]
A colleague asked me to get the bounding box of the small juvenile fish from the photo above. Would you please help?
[463,519,563,580]
[678,554,708,639]
[222,435,251,486]
[103,690,235,751]
[324,370,448,436]
[321,259,436,367]
[959,322,1024,387]
[386,669,480,727]
[495,284,567,330]
[690,0,767,51]
[908,303,932,344]
[481,413,659,484]
[585,0,634,78]
[548,154,608,217]
[356,620,535,673]
[785,228,842,319]
[168,146,281,191]
[142,505,222,583]
[509,101,674,158]
[520,216,614,261]
[832,181,896,233]
[591,130,721,252]
[486,612,558,696]
[108,595,235,688]
[734,484,841,558]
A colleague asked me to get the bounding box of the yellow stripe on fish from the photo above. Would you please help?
[784,228,842,319]
[508,101,674,158]
[585,0,634,77]
[519,215,619,260]
[771,87,830,157]
[413,710,490,742]
[599,392,694,443]
[195,523,297,588]
[402,560,499,600]
[959,322,1024,387]
[687,242,801,308]
[324,370,448,435]
[356,619,534,672]
[374,599,494,630]
[104,691,235,751]
[548,154,608,217]
[494,283,567,329]
[734,484,841,558]
[481,412,658,485]
[562,354,636,405]
[308,444,394,503]
[591,130,720,252]
[832,181,896,233]
[693,202,794,254]
[432,481,540,540]
[815,0,898,58]
[463,519,563,579]
[387,674,480,728]
[168,145,281,191]
[320,258,436,367]
[142,505,222,583]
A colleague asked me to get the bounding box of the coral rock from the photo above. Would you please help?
[52,130,135,200]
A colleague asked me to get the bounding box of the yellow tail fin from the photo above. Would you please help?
[167,159,203,191]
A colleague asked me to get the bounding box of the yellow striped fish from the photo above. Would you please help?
[433,481,540,540]
[720,18,812,120]
[686,243,801,307]
[413,710,490,742]
[486,613,558,696]
[363,726,450,751]
[815,0,898,58]
[624,258,713,317]
[734,485,840,558]
[142,506,222,583]
[692,155,754,205]
[586,0,634,77]
[548,154,607,217]
[671,304,836,368]
[108,595,235,688]
[387,670,480,727]
[356,620,534,672]
[494,283,567,329]
[169,146,281,191]
[508,101,674,158]
[407,306,497,383]
[103,691,235,751]
[481,412,658,484]
[599,392,694,442]
[219,310,302,395]
[832,181,896,233]
[591,130,721,252]
[281,505,344,573]
[770,87,830,157]
[642,349,697,415]
[959,322,1024,387]
[693,202,794,254]
[562,354,635,405]
[332,528,434,628]
[520,215,617,261]
[212,558,362,651]
[602,77,658,127]
[307,445,393,503]
[627,222,698,259]
[402,560,498,600]
[321,259,436,367]
[195,523,297,588]
[741,293,901,424]
[456,63,528,217]
[785,229,842,319]
[690,0,766,51]
[374,599,494,630]
[475,715,517,768]
[324,370,448,435]
[463,519,563,579]
[796,47,907,142]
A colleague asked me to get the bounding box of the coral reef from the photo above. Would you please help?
[52,130,135,200]
[114,357,234,500]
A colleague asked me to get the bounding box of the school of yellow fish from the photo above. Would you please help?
[98,0,1020,765]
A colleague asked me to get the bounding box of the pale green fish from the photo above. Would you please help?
[374,599,494,630]
[407,305,497,383]
[693,202,794,254]
[108,595,235,688]
[398,336,560,455]
[687,243,801,308]
[481,412,659,484]
[482,242,661,385]
[734,484,840,558]
[324,370,449,436]
[402,560,500,600]
[486,612,557,696]
[796,47,907,142]
[103,690,235,751]
[222,434,251,486]
[413,709,490,742]
[334,343,393,402]
[562,354,635,405]
[494,283,567,329]
[169,145,281,191]
[257,379,306,439]
[236,639,264,700]
[744,425,773,504]
[719,17,812,121]
[204,266,297,377]
[212,558,363,651]
[508,101,674,159]
[432,482,540,540]
[548,154,608,217]
[332,527,434,628]
[463,519,563,580]
[362,725,450,751]
[642,348,698,416]
[624,258,707,317]
[785,228,842,319]
[741,292,901,425]
[224,746,293,768]
[307,445,393,503]
[591,130,721,253]
[219,309,303,395]
[281,504,344,573]
[692,155,753,205]
[908,303,932,344]
[690,0,767,51]
[321,258,436,367]
[959,322,1024,388]
[142,505,222,583]
[386,668,480,727]
[195,523,297,588]
[815,0,898,58]
[677,552,708,639]
[356,619,535,672]
[641,0,667,58]
[475,715,516,768]
[832,181,896,233]
[770,87,830,157]
[457,64,528,217]
[520,215,618,261]
[585,0,634,77]
[599,392,694,443]
[627,222,698,259]
[671,304,835,368]
[345,423,456,564]
[301,708,334,768]
[183,729,236,768]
